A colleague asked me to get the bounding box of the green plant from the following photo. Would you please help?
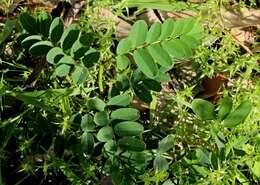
[1,1,259,184]
[19,12,100,86]
[114,18,204,102]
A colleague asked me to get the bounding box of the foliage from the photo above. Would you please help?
[0,0,259,185]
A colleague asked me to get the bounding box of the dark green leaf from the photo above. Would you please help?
[132,69,145,84]
[129,20,148,47]
[223,100,252,128]
[118,137,146,152]
[71,34,93,59]
[46,47,64,64]
[81,114,95,131]
[37,12,51,37]
[19,12,37,34]
[21,35,42,49]
[82,50,100,68]
[134,84,152,103]
[49,17,64,43]
[111,108,140,121]
[29,40,53,56]
[133,48,158,79]
[191,99,215,120]
[97,126,114,142]
[81,132,94,154]
[94,111,109,126]
[114,121,144,136]
[218,96,233,121]
[61,24,80,50]
[87,97,106,111]
[143,79,162,92]
[107,94,132,107]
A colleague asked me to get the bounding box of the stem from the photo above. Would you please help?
[98,65,104,93]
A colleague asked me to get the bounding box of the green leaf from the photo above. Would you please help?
[81,132,94,154]
[49,17,64,43]
[114,121,144,136]
[116,55,130,70]
[0,19,16,43]
[81,114,95,131]
[55,64,71,77]
[46,47,64,64]
[71,33,93,59]
[129,20,148,47]
[154,68,171,82]
[162,180,174,185]
[71,66,88,85]
[94,111,109,126]
[181,18,196,35]
[146,21,161,44]
[159,18,174,40]
[60,24,80,50]
[87,97,106,111]
[116,38,132,55]
[107,94,132,107]
[36,12,51,37]
[191,99,215,120]
[181,35,200,49]
[118,137,145,152]
[218,96,233,121]
[147,44,172,68]
[143,79,162,92]
[29,41,53,56]
[133,48,158,79]
[97,126,114,142]
[171,19,185,38]
[57,55,75,65]
[21,35,42,49]
[252,161,260,178]
[19,12,37,34]
[158,135,175,153]
[132,69,145,84]
[153,156,169,171]
[103,140,117,154]
[162,39,192,59]
[134,84,152,103]
[82,50,100,68]
[111,108,140,121]
[223,100,252,128]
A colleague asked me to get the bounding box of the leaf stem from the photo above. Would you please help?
[98,65,104,93]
